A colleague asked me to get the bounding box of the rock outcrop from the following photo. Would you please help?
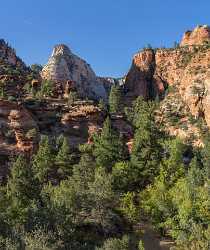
[0,100,39,154]
[125,49,156,99]
[61,103,105,145]
[41,44,107,100]
[180,25,210,46]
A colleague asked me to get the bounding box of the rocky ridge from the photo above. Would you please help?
[0,40,32,98]
[0,100,39,154]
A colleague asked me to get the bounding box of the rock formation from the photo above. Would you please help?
[0,100,39,154]
[125,49,156,99]
[1,24,210,160]
[41,44,107,100]
[125,25,210,130]
[180,25,210,46]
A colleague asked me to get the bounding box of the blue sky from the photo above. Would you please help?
[1,0,210,77]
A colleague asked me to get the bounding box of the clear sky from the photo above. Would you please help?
[1,0,210,77]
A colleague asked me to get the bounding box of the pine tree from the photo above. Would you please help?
[125,96,157,128]
[93,117,128,170]
[201,133,210,182]
[109,85,122,113]
[98,99,107,113]
[32,135,55,183]
[130,99,163,187]
[67,91,77,107]
[70,144,96,213]
[56,137,75,176]
[0,84,5,99]
[88,167,116,232]
[161,138,187,186]
[138,240,145,250]
[6,155,36,225]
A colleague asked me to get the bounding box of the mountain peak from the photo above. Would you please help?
[52,44,72,57]
[41,44,107,100]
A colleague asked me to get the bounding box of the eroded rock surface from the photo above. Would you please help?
[125,26,210,128]
[0,100,39,154]
[41,44,107,100]
[180,25,210,46]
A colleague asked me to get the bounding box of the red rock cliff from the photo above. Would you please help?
[180,25,210,46]
[0,100,39,154]
[125,25,210,128]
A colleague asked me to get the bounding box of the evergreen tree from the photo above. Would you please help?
[6,155,36,226]
[96,235,130,250]
[88,167,117,233]
[125,96,157,129]
[93,117,128,170]
[138,240,145,250]
[72,144,96,198]
[32,135,55,183]
[99,98,107,113]
[0,84,5,99]
[130,99,163,187]
[56,137,75,176]
[201,133,210,182]
[67,91,77,107]
[161,138,187,186]
[37,80,53,98]
[30,64,43,74]
[109,85,122,113]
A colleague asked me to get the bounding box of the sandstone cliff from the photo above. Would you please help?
[0,100,39,154]
[41,44,107,100]
[180,25,210,46]
[125,25,210,132]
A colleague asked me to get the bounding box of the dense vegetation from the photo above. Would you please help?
[0,91,209,250]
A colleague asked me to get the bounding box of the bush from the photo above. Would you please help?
[7,96,16,102]
[26,128,38,140]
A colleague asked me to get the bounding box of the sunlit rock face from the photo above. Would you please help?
[0,100,39,154]
[41,44,107,100]
[180,25,210,46]
[125,25,210,129]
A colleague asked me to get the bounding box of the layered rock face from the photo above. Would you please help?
[0,100,39,154]
[125,25,210,128]
[61,103,105,145]
[125,49,156,99]
[41,44,107,100]
[180,25,210,46]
